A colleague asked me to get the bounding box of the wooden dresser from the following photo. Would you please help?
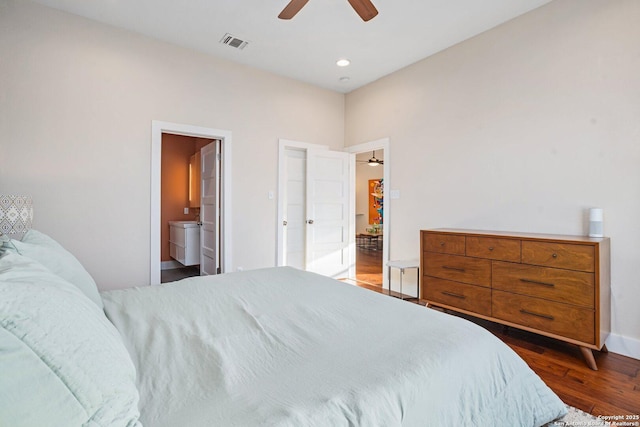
[420,229,610,370]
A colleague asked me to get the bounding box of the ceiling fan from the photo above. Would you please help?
[357,151,384,167]
[278,0,378,22]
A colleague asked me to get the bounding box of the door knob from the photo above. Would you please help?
[307,219,314,224]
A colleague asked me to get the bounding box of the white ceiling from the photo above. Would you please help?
[31,0,552,93]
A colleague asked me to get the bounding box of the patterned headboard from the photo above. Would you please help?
[0,195,33,241]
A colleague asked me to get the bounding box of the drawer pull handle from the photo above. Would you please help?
[520,278,555,288]
[440,242,445,246]
[520,309,554,321]
[442,291,466,299]
[443,266,466,273]
[552,253,558,258]
[488,247,494,251]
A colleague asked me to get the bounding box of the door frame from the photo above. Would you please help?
[345,138,391,289]
[150,120,233,285]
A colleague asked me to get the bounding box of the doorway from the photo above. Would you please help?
[159,135,219,283]
[354,150,384,287]
[150,121,233,286]
[345,138,391,290]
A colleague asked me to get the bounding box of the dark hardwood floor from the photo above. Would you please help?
[352,247,640,418]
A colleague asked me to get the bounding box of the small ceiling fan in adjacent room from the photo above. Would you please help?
[278,0,378,22]
[357,151,384,167]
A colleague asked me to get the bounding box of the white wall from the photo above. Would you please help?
[345,0,640,355]
[0,0,344,289]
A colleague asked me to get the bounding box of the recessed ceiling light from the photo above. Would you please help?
[336,59,351,67]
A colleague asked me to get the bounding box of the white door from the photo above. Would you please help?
[282,149,307,270]
[200,141,219,275]
[305,148,351,278]
[279,144,351,278]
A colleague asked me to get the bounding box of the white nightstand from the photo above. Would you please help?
[387,259,420,300]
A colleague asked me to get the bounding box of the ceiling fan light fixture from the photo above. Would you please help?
[367,150,383,166]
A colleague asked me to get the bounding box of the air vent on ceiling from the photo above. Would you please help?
[220,33,249,50]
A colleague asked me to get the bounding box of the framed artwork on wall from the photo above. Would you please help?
[368,179,383,227]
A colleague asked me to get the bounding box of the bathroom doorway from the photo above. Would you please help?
[159,134,216,283]
[150,121,232,286]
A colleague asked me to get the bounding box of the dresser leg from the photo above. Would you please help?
[579,346,598,370]
[600,344,609,353]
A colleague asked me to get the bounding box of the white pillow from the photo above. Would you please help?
[4,229,103,309]
[0,252,141,427]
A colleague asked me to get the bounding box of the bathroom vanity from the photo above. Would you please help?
[169,221,201,266]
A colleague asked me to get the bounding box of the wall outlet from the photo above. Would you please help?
[184,207,189,214]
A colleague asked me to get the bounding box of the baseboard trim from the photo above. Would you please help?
[605,333,640,360]
[161,260,182,270]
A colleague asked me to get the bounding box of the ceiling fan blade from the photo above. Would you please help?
[278,0,310,19]
[347,0,378,22]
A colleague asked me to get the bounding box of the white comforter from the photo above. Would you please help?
[101,267,566,427]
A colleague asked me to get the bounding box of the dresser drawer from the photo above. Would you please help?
[423,277,491,316]
[466,236,521,262]
[423,253,491,287]
[423,232,465,255]
[492,262,594,308]
[521,241,595,272]
[492,290,595,344]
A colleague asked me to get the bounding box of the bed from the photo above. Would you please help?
[0,230,567,426]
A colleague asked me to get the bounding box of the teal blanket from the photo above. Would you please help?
[102,267,566,426]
